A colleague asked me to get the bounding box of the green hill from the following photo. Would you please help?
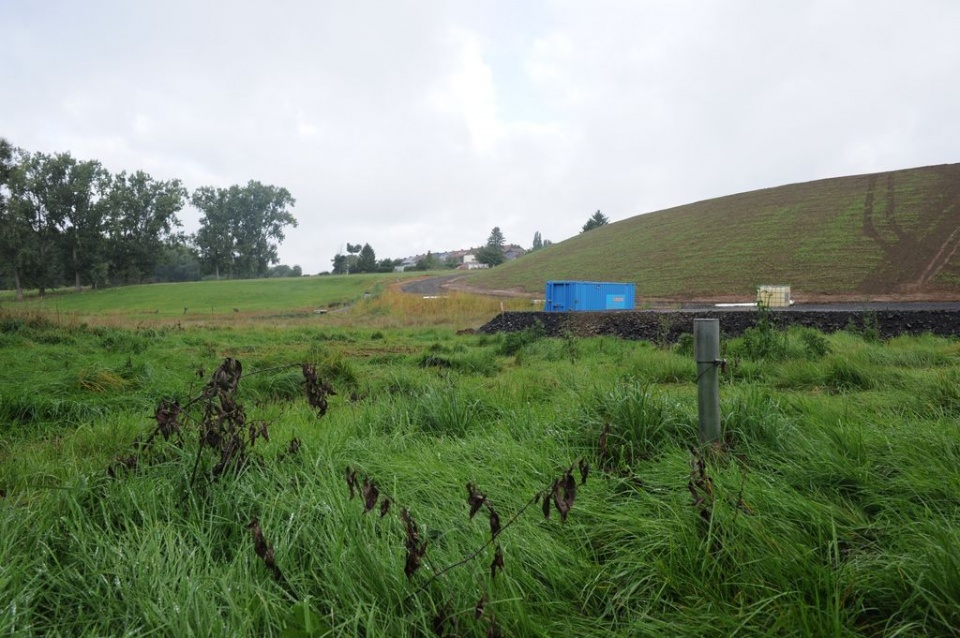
[465,163,960,299]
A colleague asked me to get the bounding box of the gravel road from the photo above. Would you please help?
[400,274,465,295]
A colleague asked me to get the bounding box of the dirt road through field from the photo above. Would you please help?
[400,274,464,296]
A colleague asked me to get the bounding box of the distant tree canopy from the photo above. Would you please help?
[530,231,553,251]
[488,226,506,249]
[377,258,399,273]
[355,243,378,273]
[413,251,441,271]
[1,146,187,297]
[153,244,202,283]
[531,231,543,251]
[266,264,303,278]
[0,139,20,293]
[0,138,299,297]
[192,181,297,279]
[107,170,188,285]
[476,226,506,266]
[331,243,397,274]
[581,210,609,232]
[331,253,354,274]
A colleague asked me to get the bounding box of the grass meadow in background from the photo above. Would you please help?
[0,272,535,329]
[1,280,959,636]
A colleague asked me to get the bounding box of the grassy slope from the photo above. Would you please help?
[466,163,960,298]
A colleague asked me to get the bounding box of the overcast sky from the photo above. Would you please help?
[3,1,958,273]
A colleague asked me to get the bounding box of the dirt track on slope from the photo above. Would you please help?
[401,275,531,298]
[399,275,463,295]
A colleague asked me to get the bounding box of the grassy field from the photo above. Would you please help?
[465,163,960,299]
[2,280,960,636]
[0,274,403,326]
[0,273,533,329]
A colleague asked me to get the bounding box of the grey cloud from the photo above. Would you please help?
[2,0,957,273]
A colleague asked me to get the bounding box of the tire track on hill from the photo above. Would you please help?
[915,194,960,288]
[861,172,957,293]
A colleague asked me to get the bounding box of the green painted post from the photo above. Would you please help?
[694,319,722,444]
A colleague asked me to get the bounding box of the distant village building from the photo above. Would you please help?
[394,257,418,272]
[393,243,526,271]
[503,245,526,261]
[458,252,488,270]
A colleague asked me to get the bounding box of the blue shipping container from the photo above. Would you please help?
[544,281,636,312]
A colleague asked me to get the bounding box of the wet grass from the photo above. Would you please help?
[2,302,960,636]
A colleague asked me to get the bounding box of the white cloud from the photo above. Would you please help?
[428,29,504,153]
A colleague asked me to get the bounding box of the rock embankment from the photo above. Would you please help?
[479,308,960,342]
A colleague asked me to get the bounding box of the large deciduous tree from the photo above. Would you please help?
[192,186,233,279]
[0,138,26,298]
[233,181,297,277]
[331,253,354,274]
[60,157,111,290]
[0,141,296,291]
[192,181,297,279]
[5,150,71,297]
[5,150,115,293]
[106,171,187,284]
[0,138,11,187]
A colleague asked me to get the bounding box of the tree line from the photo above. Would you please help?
[479,213,605,266]
[331,242,472,274]
[331,243,403,274]
[0,138,298,299]
[473,211,604,265]
[330,222,579,275]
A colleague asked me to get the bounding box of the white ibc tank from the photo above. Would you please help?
[757,285,791,307]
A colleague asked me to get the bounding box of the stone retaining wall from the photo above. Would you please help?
[479,309,960,342]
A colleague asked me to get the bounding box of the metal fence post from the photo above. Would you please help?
[694,319,722,444]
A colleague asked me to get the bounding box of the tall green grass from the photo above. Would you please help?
[2,313,960,635]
